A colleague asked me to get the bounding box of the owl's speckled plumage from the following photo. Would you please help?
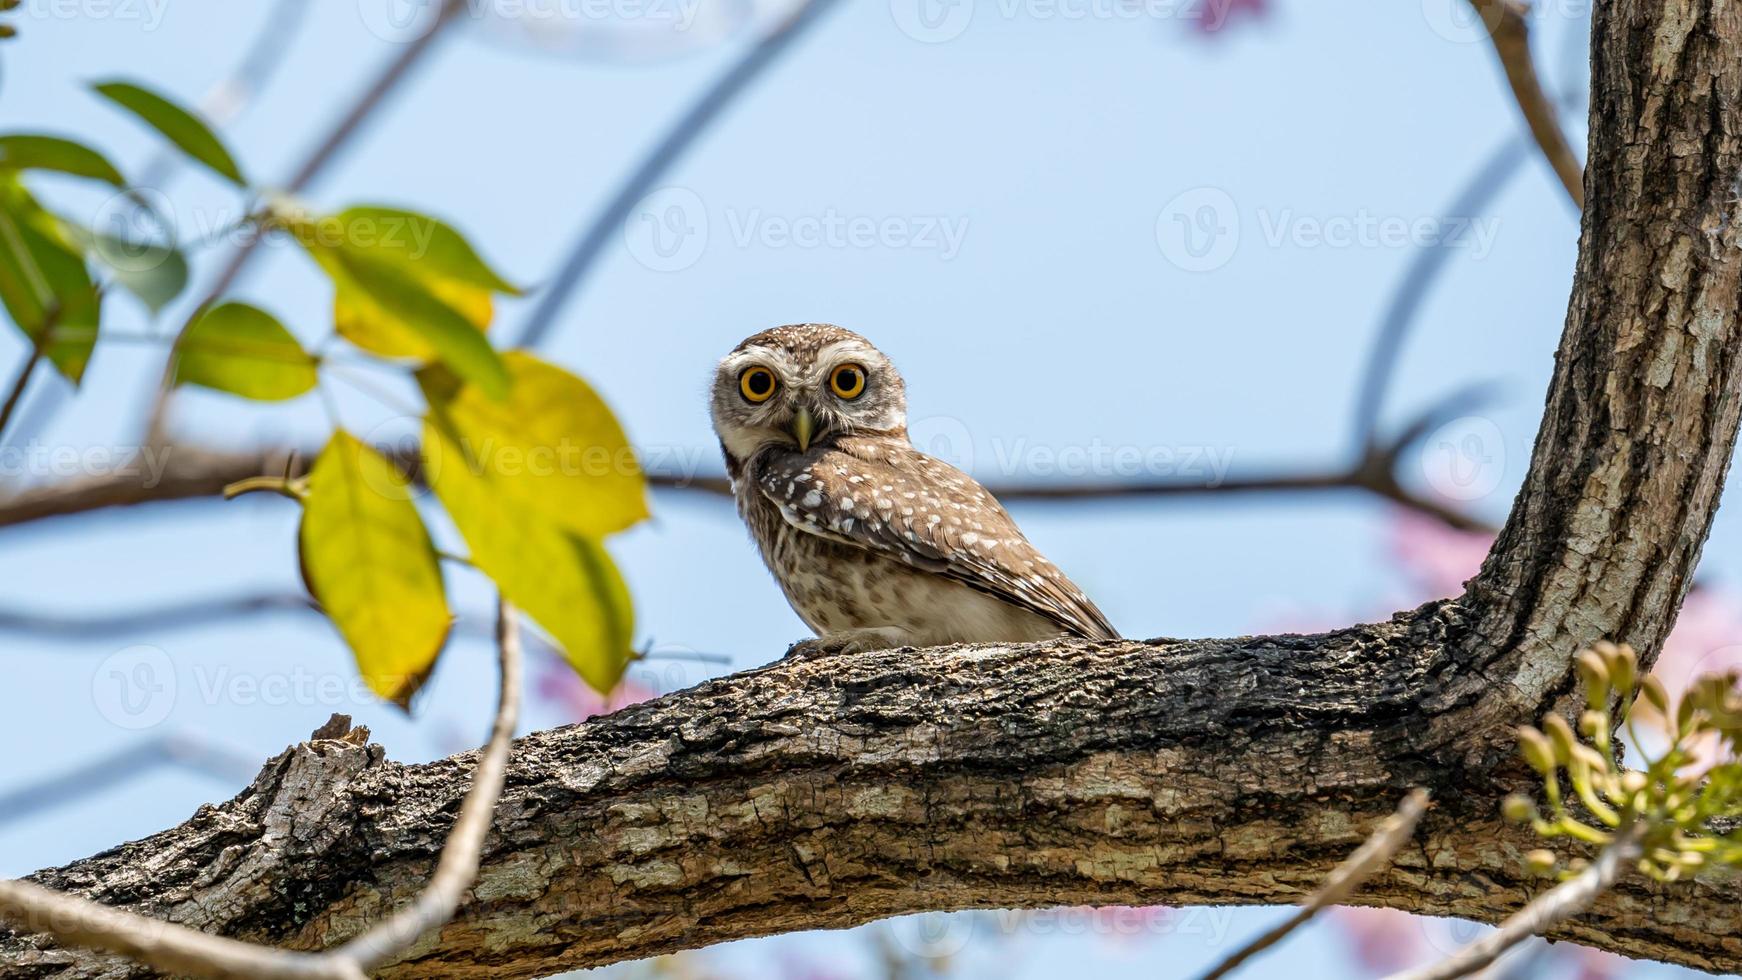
[710,323,1117,651]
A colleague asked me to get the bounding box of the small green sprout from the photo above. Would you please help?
[1503,642,1742,882]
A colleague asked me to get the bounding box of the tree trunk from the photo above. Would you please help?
[3,0,1741,977]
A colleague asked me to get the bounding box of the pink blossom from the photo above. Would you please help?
[1188,0,1268,35]
[1386,509,1493,601]
[534,652,656,722]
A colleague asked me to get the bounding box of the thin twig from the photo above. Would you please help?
[0,594,523,980]
[0,591,313,637]
[0,732,259,825]
[1384,822,1647,980]
[1350,137,1531,453]
[205,0,469,302]
[0,380,1496,535]
[1467,0,1584,208]
[1197,788,1430,980]
[136,0,313,190]
[0,341,44,448]
[511,0,845,348]
[9,0,314,451]
[337,595,522,971]
[143,0,469,445]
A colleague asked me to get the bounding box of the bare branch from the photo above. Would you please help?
[9,0,315,451]
[1350,137,1531,452]
[511,0,846,348]
[136,0,312,189]
[337,596,523,972]
[1196,788,1430,980]
[0,382,1495,534]
[0,597,524,980]
[0,341,44,446]
[144,0,470,444]
[0,732,258,825]
[1467,0,1584,208]
[0,589,731,668]
[1384,822,1646,980]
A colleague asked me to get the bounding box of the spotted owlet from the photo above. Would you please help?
[710,323,1117,654]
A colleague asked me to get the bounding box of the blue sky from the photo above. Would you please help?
[0,0,1729,977]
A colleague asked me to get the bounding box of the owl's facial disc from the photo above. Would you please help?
[711,328,909,463]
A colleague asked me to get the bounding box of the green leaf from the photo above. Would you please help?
[0,135,125,186]
[332,267,492,361]
[332,206,521,295]
[304,240,509,399]
[295,206,517,368]
[0,179,99,383]
[419,351,648,538]
[59,222,188,314]
[423,413,636,693]
[299,431,452,708]
[92,80,245,187]
[172,302,316,401]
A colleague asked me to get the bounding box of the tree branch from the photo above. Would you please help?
[0,386,1495,533]
[0,732,259,825]
[143,0,469,445]
[510,0,846,349]
[0,340,44,446]
[1197,788,1430,980]
[1466,0,1584,208]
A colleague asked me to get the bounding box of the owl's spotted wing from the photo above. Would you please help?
[749,437,1118,640]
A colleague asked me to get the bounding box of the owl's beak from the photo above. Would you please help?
[790,406,816,452]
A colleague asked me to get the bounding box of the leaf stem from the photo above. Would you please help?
[0,341,44,449]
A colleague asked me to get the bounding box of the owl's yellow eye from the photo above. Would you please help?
[739,366,777,403]
[829,363,867,400]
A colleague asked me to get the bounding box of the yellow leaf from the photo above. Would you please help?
[173,302,316,401]
[333,274,492,360]
[423,418,634,692]
[299,431,452,707]
[420,351,649,538]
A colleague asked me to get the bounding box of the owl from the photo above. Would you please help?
[710,323,1117,655]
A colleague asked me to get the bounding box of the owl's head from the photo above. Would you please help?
[710,323,908,463]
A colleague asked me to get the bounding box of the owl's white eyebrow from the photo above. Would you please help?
[719,349,790,375]
[807,341,881,377]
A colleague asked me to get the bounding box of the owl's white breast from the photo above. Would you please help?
[747,495,1062,647]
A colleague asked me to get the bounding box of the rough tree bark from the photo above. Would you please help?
[3,0,1741,977]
